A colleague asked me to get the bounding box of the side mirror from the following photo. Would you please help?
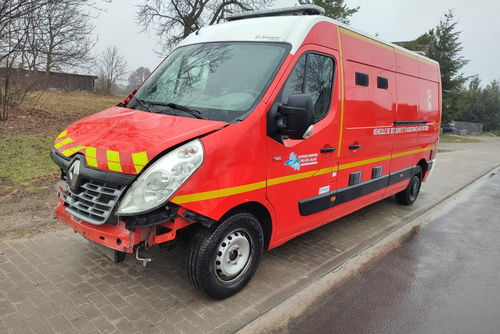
[277,94,314,139]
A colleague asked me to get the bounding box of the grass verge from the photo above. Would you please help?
[23,91,121,116]
[0,133,58,186]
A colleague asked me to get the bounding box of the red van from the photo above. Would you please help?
[51,6,441,299]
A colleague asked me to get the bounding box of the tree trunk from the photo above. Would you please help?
[0,69,11,121]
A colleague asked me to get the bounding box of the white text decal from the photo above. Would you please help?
[373,125,429,136]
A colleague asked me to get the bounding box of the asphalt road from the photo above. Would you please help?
[289,169,500,334]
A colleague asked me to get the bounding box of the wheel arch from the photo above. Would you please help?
[220,201,274,251]
[417,158,428,178]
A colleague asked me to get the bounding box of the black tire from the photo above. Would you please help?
[186,212,264,300]
[395,166,422,205]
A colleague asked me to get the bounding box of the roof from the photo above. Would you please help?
[178,14,438,66]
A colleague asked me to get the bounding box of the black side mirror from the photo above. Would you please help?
[277,94,314,139]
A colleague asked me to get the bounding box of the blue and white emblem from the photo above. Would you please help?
[284,152,300,171]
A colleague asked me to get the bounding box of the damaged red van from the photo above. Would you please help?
[51,5,441,299]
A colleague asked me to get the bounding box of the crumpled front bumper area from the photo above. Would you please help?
[55,196,195,254]
[55,203,144,254]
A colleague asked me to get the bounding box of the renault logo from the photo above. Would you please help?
[67,160,81,190]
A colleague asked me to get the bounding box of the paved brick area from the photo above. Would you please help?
[1,138,500,334]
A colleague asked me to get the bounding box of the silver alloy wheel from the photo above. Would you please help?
[215,230,252,282]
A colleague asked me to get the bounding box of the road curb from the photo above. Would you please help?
[236,162,500,334]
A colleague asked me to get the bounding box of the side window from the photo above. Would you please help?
[377,76,388,89]
[355,72,369,86]
[280,53,334,123]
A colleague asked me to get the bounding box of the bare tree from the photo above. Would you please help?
[95,46,128,95]
[26,1,95,73]
[126,66,151,91]
[0,0,99,121]
[0,0,46,121]
[137,0,272,53]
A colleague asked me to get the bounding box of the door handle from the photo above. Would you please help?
[349,144,361,150]
[320,146,336,153]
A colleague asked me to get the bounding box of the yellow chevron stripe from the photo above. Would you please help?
[86,157,98,168]
[86,147,97,158]
[62,145,86,157]
[54,137,73,149]
[57,130,67,139]
[106,150,122,172]
[54,136,153,173]
[170,146,435,204]
[132,151,148,165]
[132,151,149,173]
[85,147,98,167]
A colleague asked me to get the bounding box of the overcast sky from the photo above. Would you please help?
[92,0,499,85]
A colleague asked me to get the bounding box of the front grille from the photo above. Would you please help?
[60,179,126,225]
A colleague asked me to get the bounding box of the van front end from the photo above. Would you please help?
[50,138,210,257]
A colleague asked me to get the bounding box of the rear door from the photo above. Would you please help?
[266,48,341,242]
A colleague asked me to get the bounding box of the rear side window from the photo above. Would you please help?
[377,76,389,89]
[280,53,334,123]
[355,72,369,86]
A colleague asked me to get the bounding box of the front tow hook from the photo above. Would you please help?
[135,245,152,268]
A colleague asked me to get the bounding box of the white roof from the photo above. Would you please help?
[180,16,320,55]
[178,15,438,65]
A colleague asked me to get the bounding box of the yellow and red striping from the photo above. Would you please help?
[54,130,435,205]
[53,130,149,174]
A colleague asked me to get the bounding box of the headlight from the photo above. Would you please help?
[116,139,203,215]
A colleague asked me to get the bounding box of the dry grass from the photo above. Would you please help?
[23,91,121,116]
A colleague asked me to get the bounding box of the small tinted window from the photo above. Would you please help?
[377,76,388,89]
[355,72,369,86]
[280,53,334,123]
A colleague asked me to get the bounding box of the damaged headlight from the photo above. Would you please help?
[116,139,203,215]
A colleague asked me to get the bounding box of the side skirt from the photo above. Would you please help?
[298,166,418,216]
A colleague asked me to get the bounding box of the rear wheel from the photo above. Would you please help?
[186,212,264,300]
[395,166,422,205]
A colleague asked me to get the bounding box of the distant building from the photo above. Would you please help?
[0,68,97,92]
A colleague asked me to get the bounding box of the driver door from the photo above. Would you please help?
[266,49,341,243]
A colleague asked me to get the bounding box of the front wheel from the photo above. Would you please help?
[395,166,422,205]
[186,212,264,300]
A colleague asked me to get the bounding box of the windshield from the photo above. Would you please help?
[132,42,289,122]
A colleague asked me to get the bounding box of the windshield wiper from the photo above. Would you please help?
[133,97,153,113]
[150,102,205,119]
